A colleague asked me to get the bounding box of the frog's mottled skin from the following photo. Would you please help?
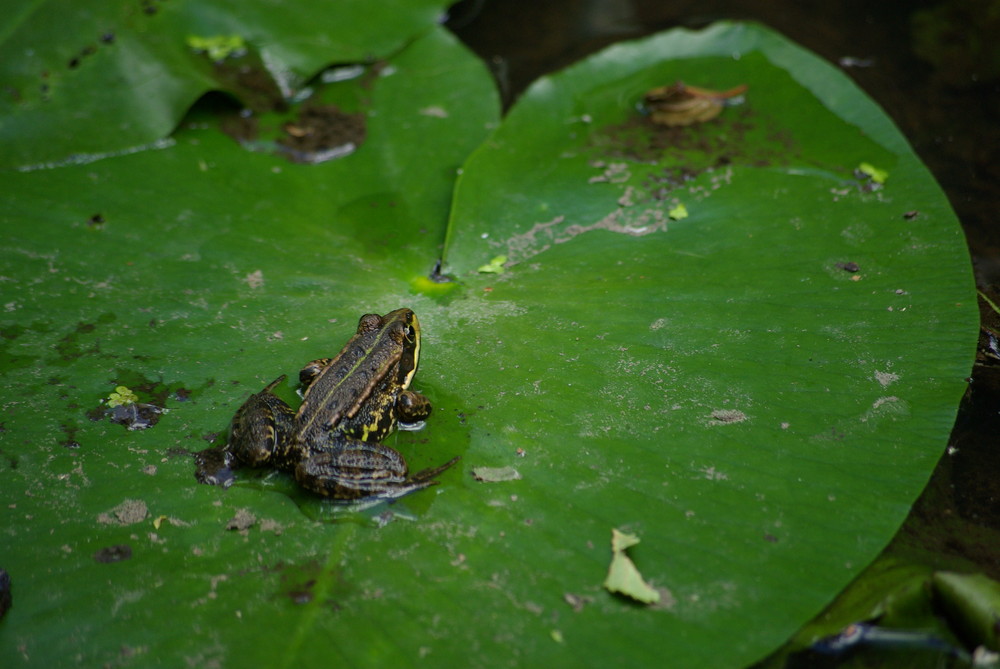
[226,309,458,500]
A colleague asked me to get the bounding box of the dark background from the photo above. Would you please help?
[448,0,1000,600]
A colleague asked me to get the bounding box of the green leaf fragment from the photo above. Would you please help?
[603,529,661,604]
[186,35,247,61]
[476,255,508,274]
[668,203,689,220]
[857,162,889,184]
[106,386,138,408]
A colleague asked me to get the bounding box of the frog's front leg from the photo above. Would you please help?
[294,439,457,500]
[226,375,296,468]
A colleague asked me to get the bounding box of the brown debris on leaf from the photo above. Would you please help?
[226,508,257,532]
[97,499,149,526]
[277,104,366,163]
[643,82,747,127]
[93,544,133,563]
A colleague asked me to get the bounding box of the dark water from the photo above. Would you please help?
[450,0,1000,576]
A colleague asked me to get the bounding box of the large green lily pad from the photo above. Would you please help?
[0,0,450,168]
[0,16,976,669]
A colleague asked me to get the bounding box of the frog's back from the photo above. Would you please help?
[294,321,402,442]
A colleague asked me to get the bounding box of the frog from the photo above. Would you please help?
[225,308,459,500]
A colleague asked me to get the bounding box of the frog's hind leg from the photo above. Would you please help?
[294,442,408,500]
[295,444,459,501]
[226,375,296,468]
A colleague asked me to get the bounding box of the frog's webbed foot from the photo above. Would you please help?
[295,442,460,501]
[395,390,432,426]
[226,375,296,468]
[298,358,333,389]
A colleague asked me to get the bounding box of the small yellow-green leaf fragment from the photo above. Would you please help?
[668,203,688,220]
[858,162,889,184]
[611,528,641,552]
[107,385,138,408]
[152,515,168,530]
[604,528,660,604]
[550,629,564,644]
[186,34,246,61]
[477,255,507,274]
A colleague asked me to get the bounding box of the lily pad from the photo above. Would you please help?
[0,18,977,669]
[0,22,500,668]
[440,19,976,666]
[0,0,451,169]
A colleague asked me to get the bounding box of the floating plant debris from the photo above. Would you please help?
[642,82,747,127]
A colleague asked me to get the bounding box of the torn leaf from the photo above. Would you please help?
[603,528,660,604]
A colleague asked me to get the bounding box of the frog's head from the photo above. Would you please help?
[382,308,420,389]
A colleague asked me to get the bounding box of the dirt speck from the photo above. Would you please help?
[650,586,677,611]
[563,592,593,612]
[243,270,264,288]
[419,106,448,118]
[471,466,521,482]
[94,544,133,563]
[874,370,899,387]
[708,409,748,425]
[259,518,284,535]
[98,499,149,525]
[226,508,256,532]
[274,560,334,607]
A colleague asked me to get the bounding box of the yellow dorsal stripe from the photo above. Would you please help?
[295,312,408,434]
